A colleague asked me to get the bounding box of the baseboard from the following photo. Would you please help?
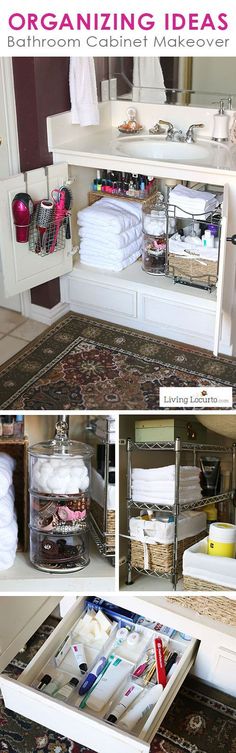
[30,301,70,325]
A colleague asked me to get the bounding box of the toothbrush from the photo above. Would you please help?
[79,655,107,695]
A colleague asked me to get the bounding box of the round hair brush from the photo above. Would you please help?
[35,199,54,253]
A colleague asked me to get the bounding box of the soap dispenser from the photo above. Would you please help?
[212,100,229,142]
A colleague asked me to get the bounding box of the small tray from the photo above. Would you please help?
[118,125,143,135]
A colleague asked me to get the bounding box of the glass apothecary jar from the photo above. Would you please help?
[29,417,94,573]
[142,197,170,275]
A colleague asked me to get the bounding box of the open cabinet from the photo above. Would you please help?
[0,152,233,357]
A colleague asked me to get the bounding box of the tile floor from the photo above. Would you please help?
[0,307,48,365]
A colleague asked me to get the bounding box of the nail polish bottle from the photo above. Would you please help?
[37,674,52,691]
[96,170,102,192]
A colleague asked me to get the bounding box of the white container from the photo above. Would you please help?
[208,522,236,558]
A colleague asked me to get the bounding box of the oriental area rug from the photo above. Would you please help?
[0,312,235,409]
[1,615,236,753]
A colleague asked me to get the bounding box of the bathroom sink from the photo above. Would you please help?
[114,135,230,168]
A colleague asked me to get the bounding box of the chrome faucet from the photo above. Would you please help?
[185,123,204,143]
[157,120,205,143]
[158,120,184,141]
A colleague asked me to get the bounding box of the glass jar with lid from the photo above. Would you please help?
[142,196,168,275]
[29,416,94,573]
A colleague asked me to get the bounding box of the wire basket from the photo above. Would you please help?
[166,194,222,291]
[29,204,67,257]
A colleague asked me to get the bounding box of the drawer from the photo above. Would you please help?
[0,597,60,673]
[1,595,199,753]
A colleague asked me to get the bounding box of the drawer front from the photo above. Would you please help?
[69,277,137,318]
[0,597,60,673]
[0,596,199,753]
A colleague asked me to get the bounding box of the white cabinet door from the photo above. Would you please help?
[213,183,229,357]
[0,596,60,672]
[0,163,73,296]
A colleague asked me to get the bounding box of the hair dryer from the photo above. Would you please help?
[12,193,34,243]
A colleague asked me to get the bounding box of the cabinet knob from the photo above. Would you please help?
[0,137,2,146]
[227,234,236,245]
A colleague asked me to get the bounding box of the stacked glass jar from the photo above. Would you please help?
[142,195,167,275]
[29,417,94,573]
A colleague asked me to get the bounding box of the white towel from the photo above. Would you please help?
[0,485,15,528]
[80,237,142,262]
[0,550,17,571]
[78,224,142,249]
[133,58,166,104]
[169,185,221,218]
[78,198,142,233]
[69,57,99,126]
[132,484,201,498]
[0,516,18,551]
[0,453,15,497]
[132,465,200,482]
[80,247,141,271]
[132,477,201,491]
[132,488,202,506]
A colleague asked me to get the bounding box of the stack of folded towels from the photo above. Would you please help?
[169,185,222,219]
[77,197,142,271]
[0,453,17,570]
[131,465,202,506]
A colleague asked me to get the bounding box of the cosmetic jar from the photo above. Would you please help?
[142,198,167,275]
[29,417,93,572]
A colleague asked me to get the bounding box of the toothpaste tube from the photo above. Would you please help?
[154,638,167,688]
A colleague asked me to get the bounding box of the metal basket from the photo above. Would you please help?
[29,204,66,257]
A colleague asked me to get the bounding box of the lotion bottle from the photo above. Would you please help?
[212,100,229,142]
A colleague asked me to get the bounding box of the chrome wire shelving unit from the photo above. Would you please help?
[124,438,236,590]
[86,417,115,567]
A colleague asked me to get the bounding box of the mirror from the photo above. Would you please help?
[107,57,236,107]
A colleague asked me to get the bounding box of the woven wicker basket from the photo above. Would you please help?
[168,253,218,286]
[168,596,236,626]
[183,575,236,591]
[90,499,115,552]
[88,190,159,209]
[131,530,206,574]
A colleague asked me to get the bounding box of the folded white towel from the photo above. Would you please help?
[170,185,218,206]
[78,224,142,249]
[132,476,201,491]
[132,488,202,506]
[0,550,17,571]
[132,483,201,497]
[78,198,142,233]
[80,247,141,271]
[0,453,15,497]
[80,237,143,262]
[0,485,15,528]
[132,465,200,482]
[0,516,18,551]
[98,197,142,221]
